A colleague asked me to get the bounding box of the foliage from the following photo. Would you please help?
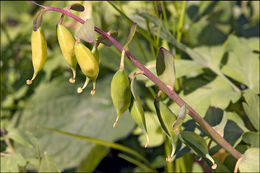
[1,1,259,172]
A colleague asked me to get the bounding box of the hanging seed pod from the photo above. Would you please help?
[26,27,47,85]
[129,77,149,148]
[91,46,99,63]
[57,24,77,83]
[111,69,131,128]
[154,99,178,162]
[74,41,99,95]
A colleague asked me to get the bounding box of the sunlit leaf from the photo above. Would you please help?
[239,148,260,173]
[38,152,61,173]
[76,19,95,43]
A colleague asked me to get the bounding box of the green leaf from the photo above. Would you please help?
[38,152,61,173]
[76,19,95,43]
[7,128,37,149]
[124,23,137,49]
[15,75,135,169]
[177,77,241,116]
[242,132,260,147]
[97,30,118,47]
[222,35,259,93]
[242,89,260,130]
[239,148,260,173]
[77,145,109,172]
[156,47,176,89]
[0,153,26,173]
[223,120,243,147]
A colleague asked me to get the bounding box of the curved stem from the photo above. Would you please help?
[30,1,242,160]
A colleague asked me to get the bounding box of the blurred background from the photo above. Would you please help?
[1,1,259,172]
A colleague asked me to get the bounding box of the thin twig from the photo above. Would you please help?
[29,1,243,160]
[1,128,15,154]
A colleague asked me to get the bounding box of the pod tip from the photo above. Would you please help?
[166,156,173,162]
[211,163,217,169]
[26,80,32,85]
[113,120,118,128]
[69,78,75,84]
[144,134,149,148]
[91,89,95,96]
[77,87,83,93]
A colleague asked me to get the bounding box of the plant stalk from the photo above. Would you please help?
[30,1,243,160]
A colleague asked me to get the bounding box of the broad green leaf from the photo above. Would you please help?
[38,152,61,173]
[7,128,37,149]
[77,145,109,172]
[242,89,260,130]
[222,35,259,93]
[76,19,94,43]
[0,153,26,173]
[156,47,175,88]
[242,132,260,147]
[176,77,241,116]
[15,75,135,169]
[123,23,137,49]
[239,148,260,173]
[96,30,118,47]
[192,162,203,173]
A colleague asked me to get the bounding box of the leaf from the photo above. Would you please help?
[123,23,137,49]
[0,153,26,173]
[242,89,260,130]
[38,152,61,173]
[97,30,118,47]
[15,75,135,169]
[76,19,95,43]
[222,35,259,93]
[242,132,260,147]
[177,77,241,116]
[77,145,109,172]
[239,148,260,173]
[156,47,175,89]
[7,128,37,149]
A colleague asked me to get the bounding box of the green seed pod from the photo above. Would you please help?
[154,99,178,162]
[74,41,99,95]
[26,27,47,85]
[91,46,99,63]
[130,98,149,148]
[111,69,131,128]
[57,24,77,83]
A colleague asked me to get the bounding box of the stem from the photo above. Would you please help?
[30,1,242,160]
[1,128,15,154]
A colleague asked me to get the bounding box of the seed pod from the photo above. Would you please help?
[111,69,131,128]
[26,27,47,85]
[154,99,178,162]
[74,41,99,95]
[130,98,149,148]
[57,24,77,83]
[91,46,99,63]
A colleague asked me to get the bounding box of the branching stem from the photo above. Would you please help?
[30,1,242,160]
